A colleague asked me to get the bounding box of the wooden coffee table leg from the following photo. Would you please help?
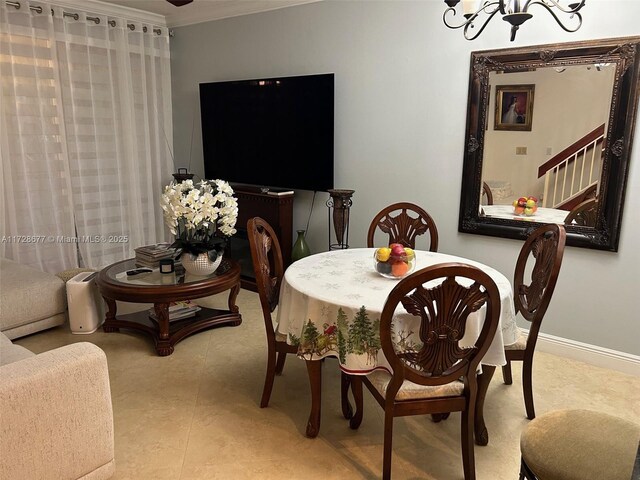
[305,359,322,438]
[475,365,496,446]
[154,302,173,356]
[102,297,119,332]
[228,282,242,326]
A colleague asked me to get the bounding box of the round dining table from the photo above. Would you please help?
[481,204,570,224]
[275,248,518,442]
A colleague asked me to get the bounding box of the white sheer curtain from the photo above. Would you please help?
[0,1,173,273]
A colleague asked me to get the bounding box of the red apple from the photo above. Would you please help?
[390,244,406,257]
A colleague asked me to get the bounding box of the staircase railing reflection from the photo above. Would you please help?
[538,124,605,208]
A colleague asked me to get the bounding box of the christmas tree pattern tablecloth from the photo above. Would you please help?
[276,248,518,375]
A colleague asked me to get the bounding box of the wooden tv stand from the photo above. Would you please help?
[231,185,294,291]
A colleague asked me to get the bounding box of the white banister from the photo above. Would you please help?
[541,133,604,209]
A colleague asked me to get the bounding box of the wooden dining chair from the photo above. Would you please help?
[367,202,439,251]
[481,182,493,205]
[348,263,501,480]
[247,217,298,408]
[502,223,566,420]
[565,197,597,226]
[520,409,640,480]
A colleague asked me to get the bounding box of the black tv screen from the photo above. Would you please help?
[199,73,334,192]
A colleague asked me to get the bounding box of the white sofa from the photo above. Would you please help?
[0,333,115,480]
[0,258,68,339]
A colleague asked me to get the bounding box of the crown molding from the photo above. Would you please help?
[166,0,322,28]
[45,0,167,26]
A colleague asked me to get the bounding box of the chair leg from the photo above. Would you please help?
[474,365,495,446]
[260,343,277,408]
[382,409,394,480]
[502,359,513,385]
[522,358,536,420]
[305,360,323,438]
[275,351,287,375]
[431,412,450,422]
[349,376,364,429]
[461,404,476,480]
[520,456,538,479]
[341,372,353,419]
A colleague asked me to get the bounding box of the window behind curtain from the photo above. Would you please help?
[1,3,173,273]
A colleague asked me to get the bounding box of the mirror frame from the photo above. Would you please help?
[458,36,640,251]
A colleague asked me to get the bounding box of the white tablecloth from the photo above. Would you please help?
[481,204,569,224]
[276,248,518,375]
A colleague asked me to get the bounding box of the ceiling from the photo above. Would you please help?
[98,0,322,27]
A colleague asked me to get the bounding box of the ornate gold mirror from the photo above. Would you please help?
[458,36,640,251]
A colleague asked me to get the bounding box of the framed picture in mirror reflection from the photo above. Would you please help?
[494,84,535,131]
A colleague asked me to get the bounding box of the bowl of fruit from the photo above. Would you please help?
[374,244,416,279]
[513,196,538,216]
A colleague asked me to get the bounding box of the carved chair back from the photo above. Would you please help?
[565,198,598,226]
[367,202,439,251]
[247,217,285,337]
[482,182,494,205]
[380,263,500,396]
[514,224,566,344]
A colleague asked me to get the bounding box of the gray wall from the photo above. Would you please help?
[171,0,640,355]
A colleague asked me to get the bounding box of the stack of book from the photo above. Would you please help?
[149,301,201,322]
[134,243,179,268]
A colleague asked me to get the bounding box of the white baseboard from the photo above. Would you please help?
[521,329,640,377]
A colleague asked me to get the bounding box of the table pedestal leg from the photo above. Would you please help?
[341,372,353,420]
[475,365,495,446]
[305,360,322,438]
[154,302,173,356]
[227,282,242,326]
[102,297,119,332]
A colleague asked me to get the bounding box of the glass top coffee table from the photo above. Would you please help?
[96,258,241,356]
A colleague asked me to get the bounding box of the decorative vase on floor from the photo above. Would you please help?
[181,252,223,276]
[291,230,311,262]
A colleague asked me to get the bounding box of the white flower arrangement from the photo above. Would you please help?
[160,179,238,259]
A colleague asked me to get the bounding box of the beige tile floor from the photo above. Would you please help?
[16,289,640,480]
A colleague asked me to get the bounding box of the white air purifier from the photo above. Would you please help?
[67,271,105,334]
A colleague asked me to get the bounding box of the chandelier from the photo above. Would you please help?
[443,0,586,42]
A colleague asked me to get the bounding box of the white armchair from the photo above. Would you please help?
[0,342,115,480]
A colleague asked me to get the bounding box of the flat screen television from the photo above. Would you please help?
[199,73,334,192]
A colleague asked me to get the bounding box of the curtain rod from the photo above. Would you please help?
[5,1,164,34]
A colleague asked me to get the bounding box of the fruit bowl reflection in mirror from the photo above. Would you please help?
[512,195,538,217]
[374,244,416,279]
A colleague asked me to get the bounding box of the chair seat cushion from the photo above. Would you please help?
[505,328,527,351]
[521,409,640,480]
[367,370,464,401]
